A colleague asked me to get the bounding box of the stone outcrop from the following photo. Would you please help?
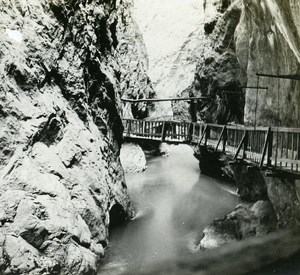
[174,0,245,123]
[0,0,151,273]
[231,163,268,201]
[199,200,277,249]
[120,143,146,173]
[194,147,235,181]
[198,155,300,250]
[182,0,300,126]
[264,176,300,228]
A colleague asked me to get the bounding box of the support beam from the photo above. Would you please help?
[121,97,211,103]
[222,87,268,93]
[242,86,268,90]
[161,121,167,142]
[257,73,300,81]
[215,126,227,152]
[198,125,207,146]
[260,127,271,168]
[234,131,248,159]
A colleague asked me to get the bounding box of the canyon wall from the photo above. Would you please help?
[118,1,156,118]
[133,0,203,118]
[0,0,150,273]
[188,0,300,125]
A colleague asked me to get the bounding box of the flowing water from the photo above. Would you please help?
[98,145,240,274]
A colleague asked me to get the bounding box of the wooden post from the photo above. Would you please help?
[127,120,131,137]
[234,130,248,159]
[243,131,248,159]
[267,128,273,166]
[161,121,167,142]
[142,120,145,137]
[188,123,193,143]
[215,126,227,152]
[198,125,207,146]
[260,127,271,168]
[223,127,228,152]
[205,126,210,147]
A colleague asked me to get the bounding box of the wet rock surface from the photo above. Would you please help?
[120,143,146,173]
[265,176,300,228]
[195,147,235,182]
[0,0,153,273]
[199,201,277,249]
[198,158,300,250]
[231,163,268,201]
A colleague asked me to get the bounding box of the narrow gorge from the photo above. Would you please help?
[1,0,300,274]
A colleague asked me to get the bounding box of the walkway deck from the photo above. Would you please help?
[123,119,300,174]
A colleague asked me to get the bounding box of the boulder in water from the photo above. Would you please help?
[198,201,277,250]
[120,143,147,173]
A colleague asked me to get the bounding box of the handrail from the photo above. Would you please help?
[122,119,300,173]
[121,96,211,103]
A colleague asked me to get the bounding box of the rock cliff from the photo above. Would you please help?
[0,0,150,273]
[133,0,203,117]
[118,1,156,119]
[185,0,300,126]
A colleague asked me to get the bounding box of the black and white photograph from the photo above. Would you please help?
[1,0,300,274]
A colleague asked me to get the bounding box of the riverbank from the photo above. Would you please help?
[195,145,300,260]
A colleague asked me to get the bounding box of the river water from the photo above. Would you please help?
[98,145,240,274]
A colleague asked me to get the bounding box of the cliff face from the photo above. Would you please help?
[188,0,300,125]
[118,1,156,119]
[133,0,203,117]
[0,0,149,273]
[239,0,300,127]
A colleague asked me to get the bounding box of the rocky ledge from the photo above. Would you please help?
[198,201,277,249]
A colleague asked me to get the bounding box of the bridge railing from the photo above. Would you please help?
[246,127,270,164]
[190,123,205,144]
[123,119,164,140]
[198,124,300,172]
[123,119,192,142]
[164,121,191,142]
[122,119,300,173]
[270,127,300,172]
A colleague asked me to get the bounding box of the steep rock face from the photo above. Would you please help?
[0,0,149,273]
[118,1,156,119]
[177,0,245,124]
[240,0,300,127]
[133,0,203,117]
[187,0,300,126]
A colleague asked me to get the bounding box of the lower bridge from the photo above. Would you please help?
[123,118,300,174]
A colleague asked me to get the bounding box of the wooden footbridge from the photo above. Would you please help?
[123,119,300,174]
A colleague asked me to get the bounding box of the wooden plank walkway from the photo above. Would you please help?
[123,119,300,174]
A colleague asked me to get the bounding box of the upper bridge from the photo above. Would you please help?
[123,118,300,174]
